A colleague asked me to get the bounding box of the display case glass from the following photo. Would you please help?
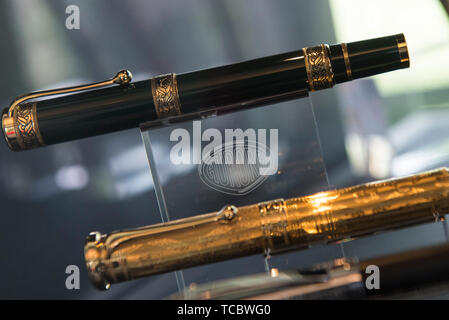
[140,96,340,295]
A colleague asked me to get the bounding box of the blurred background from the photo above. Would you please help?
[0,0,449,299]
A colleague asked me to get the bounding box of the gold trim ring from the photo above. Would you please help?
[151,73,182,119]
[396,34,410,67]
[302,44,334,91]
[341,43,353,81]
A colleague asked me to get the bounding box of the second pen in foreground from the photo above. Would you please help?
[85,168,448,290]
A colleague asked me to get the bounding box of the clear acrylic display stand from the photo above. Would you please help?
[140,97,341,297]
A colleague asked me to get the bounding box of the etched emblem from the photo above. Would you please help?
[199,140,270,195]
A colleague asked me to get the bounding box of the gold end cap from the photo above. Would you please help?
[84,232,111,291]
[396,33,410,68]
[2,110,20,151]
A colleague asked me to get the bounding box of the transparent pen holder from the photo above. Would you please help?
[140,96,340,296]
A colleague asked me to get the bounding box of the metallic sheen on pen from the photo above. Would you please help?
[85,167,446,290]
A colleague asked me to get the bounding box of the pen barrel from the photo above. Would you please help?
[173,50,309,121]
[329,33,409,83]
[2,34,408,151]
[85,168,449,290]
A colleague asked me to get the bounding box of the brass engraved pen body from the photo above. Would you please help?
[85,168,449,290]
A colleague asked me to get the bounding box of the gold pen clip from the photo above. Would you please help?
[7,69,133,117]
[2,69,133,151]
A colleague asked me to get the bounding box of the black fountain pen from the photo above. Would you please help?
[2,34,409,151]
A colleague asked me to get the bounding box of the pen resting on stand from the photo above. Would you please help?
[2,34,409,151]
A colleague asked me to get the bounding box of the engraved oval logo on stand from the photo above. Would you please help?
[199,140,269,195]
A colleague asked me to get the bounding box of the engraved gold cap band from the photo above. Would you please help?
[341,43,353,81]
[2,103,45,151]
[302,44,334,91]
[151,73,182,119]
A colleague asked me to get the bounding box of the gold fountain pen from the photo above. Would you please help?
[85,168,448,290]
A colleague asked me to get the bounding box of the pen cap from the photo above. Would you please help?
[330,33,409,83]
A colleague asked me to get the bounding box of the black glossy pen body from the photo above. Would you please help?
[329,33,408,83]
[177,50,308,117]
[37,80,155,145]
[36,51,309,144]
[2,34,410,151]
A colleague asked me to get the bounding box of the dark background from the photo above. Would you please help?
[0,0,449,299]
